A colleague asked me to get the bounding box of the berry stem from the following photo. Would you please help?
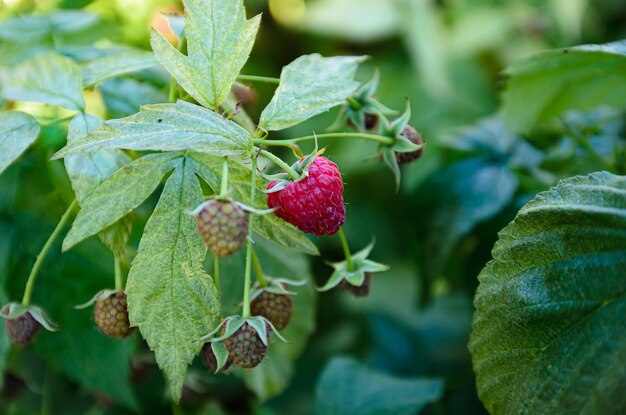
[242,156,258,319]
[253,132,395,147]
[22,199,78,307]
[237,74,280,84]
[258,148,300,180]
[219,156,229,197]
[114,256,123,291]
[213,253,220,292]
[251,248,268,288]
[337,228,355,272]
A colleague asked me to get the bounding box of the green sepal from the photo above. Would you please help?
[387,100,412,137]
[261,138,319,191]
[1,302,59,332]
[250,277,306,300]
[247,316,270,347]
[208,316,245,343]
[210,341,230,373]
[380,145,401,191]
[74,289,121,309]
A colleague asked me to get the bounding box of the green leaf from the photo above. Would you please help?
[64,113,133,257]
[469,171,626,415]
[418,157,518,280]
[0,111,40,175]
[503,40,626,133]
[0,52,85,111]
[259,54,367,131]
[51,101,252,159]
[126,158,220,403]
[100,77,167,118]
[0,10,99,42]
[81,50,158,86]
[189,153,319,255]
[151,0,261,110]
[63,152,181,251]
[315,357,444,415]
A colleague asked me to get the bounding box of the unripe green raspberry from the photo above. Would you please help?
[224,323,268,368]
[196,200,249,256]
[94,291,131,339]
[3,306,40,347]
[251,291,292,331]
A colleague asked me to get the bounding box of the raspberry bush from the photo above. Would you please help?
[0,1,625,414]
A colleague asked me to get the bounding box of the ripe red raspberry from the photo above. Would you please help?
[94,291,131,339]
[201,343,232,373]
[251,291,292,331]
[267,157,345,236]
[3,307,40,347]
[196,200,249,256]
[395,125,425,164]
[224,323,269,368]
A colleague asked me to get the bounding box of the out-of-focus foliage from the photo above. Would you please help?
[0,0,625,414]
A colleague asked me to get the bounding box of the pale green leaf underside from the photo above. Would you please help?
[0,52,85,111]
[63,152,181,251]
[51,101,252,159]
[503,40,626,133]
[469,171,626,415]
[259,54,367,131]
[0,111,40,175]
[151,0,261,110]
[126,159,219,403]
[315,357,444,415]
[189,153,319,255]
[82,50,158,86]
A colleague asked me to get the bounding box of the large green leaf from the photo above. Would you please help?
[126,158,220,403]
[189,153,319,255]
[503,40,626,133]
[51,101,252,159]
[0,10,99,42]
[259,54,366,131]
[0,111,40,175]
[81,50,157,86]
[0,52,85,111]
[315,357,444,415]
[63,152,181,251]
[151,0,261,110]
[418,157,518,280]
[469,171,626,415]
[64,113,133,257]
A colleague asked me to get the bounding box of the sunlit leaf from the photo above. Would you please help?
[81,50,158,86]
[0,111,40,175]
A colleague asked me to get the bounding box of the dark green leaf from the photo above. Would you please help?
[52,101,252,159]
[315,357,444,415]
[126,159,220,402]
[0,52,85,111]
[81,50,157,86]
[0,111,40,175]
[469,171,626,415]
[504,40,626,132]
[63,152,181,251]
[259,54,366,131]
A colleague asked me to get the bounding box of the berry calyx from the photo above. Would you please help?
[201,343,232,373]
[94,291,131,339]
[267,156,346,236]
[223,322,268,368]
[195,199,249,256]
[3,306,40,347]
[341,272,374,297]
[395,125,424,164]
[251,291,293,331]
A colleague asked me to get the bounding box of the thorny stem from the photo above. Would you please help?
[258,148,299,180]
[213,253,220,293]
[337,228,355,272]
[22,200,78,306]
[251,248,268,288]
[237,74,280,84]
[253,132,395,148]
[114,256,123,291]
[242,156,258,319]
[219,156,229,197]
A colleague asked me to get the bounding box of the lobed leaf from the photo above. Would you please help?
[81,50,158,86]
[0,111,40,175]
[63,152,181,251]
[51,101,252,159]
[0,52,85,111]
[469,171,626,415]
[259,54,367,131]
[126,159,220,402]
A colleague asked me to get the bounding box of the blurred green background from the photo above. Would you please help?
[1,0,625,414]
